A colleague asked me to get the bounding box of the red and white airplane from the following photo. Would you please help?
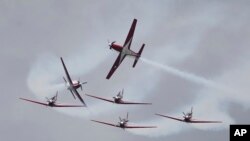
[91,113,156,129]
[19,92,84,107]
[106,19,145,79]
[86,89,151,105]
[155,107,222,123]
[61,57,87,106]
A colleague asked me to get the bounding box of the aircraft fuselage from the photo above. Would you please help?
[111,44,123,52]
[119,121,127,128]
[184,115,192,122]
[114,98,122,103]
[67,80,81,90]
[111,44,137,57]
[48,101,55,106]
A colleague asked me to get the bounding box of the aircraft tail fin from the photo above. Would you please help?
[132,44,145,68]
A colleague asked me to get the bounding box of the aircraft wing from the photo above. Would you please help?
[155,113,184,122]
[106,53,126,79]
[60,57,73,86]
[72,88,87,106]
[86,94,114,103]
[19,98,48,106]
[53,104,85,107]
[20,98,85,107]
[123,19,137,49]
[156,114,222,123]
[91,120,118,127]
[125,125,157,128]
[120,101,152,105]
[189,120,222,123]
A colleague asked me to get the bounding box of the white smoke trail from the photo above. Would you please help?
[26,52,158,119]
[26,52,122,118]
[127,58,250,137]
[140,57,227,91]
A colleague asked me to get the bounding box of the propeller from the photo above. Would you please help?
[54,91,58,101]
[108,40,116,49]
[63,77,67,86]
[126,112,129,122]
[78,78,87,91]
[78,78,82,91]
[119,116,122,122]
[117,89,124,98]
[189,107,193,118]
[183,107,193,119]
[45,97,50,102]
[70,90,76,99]
[182,112,186,118]
[116,91,121,98]
[121,88,124,98]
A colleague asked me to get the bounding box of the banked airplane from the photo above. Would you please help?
[106,19,145,79]
[86,89,151,105]
[91,112,156,129]
[61,57,87,106]
[156,107,222,123]
[20,92,84,107]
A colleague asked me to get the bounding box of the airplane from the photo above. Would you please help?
[155,107,222,123]
[91,112,157,129]
[86,89,151,105]
[60,57,87,106]
[106,18,145,79]
[19,92,84,107]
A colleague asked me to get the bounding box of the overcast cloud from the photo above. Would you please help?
[1,0,250,141]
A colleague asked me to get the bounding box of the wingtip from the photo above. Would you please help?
[83,103,87,107]
[90,119,98,123]
[155,113,164,117]
[60,57,64,63]
[155,113,161,116]
[85,94,93,98]
[140,103,152,105]
[19,97,26,101]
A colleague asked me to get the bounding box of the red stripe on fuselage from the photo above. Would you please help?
[111,44,123,52]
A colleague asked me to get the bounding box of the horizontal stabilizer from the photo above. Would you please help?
[133,44,145,68]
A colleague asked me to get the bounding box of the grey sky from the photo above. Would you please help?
[1,0,250,141]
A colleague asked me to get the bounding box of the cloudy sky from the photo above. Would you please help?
[1,0,250,141]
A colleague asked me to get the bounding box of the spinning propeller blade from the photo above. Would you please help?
[121,88,124,98]
[108,40,116,49]
[45,97,49,102]
[70,90,76,99]
[63,77,67,86]
[126,112,129,122]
